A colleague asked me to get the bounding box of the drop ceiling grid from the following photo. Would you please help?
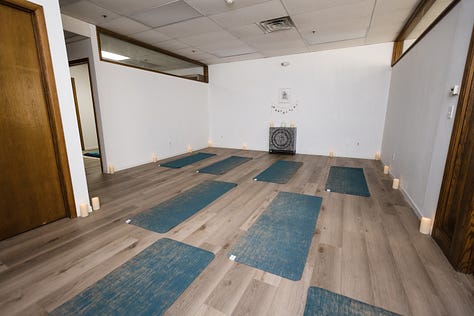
[59,0,421,64]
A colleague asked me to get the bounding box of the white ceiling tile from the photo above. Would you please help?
[90,0,173,15]
[210,0,287,28]
[291,0,374,31]
[198,39,257,57]
[229,24,265,39]
[98,17,150,35]
[307,37,366,52]
[282,0,365,15]
[61,0,120,25]
[217,53,265,63]
[184,0,269,15]
[303,29,367,45]
[155,39,190,51]
[243,29,304,50]
[179,31,238,47]
[370,0,419,14]
[132,29,171,44]
[156,17,223,38]
[131,0,202,28]
[263,46,308,57]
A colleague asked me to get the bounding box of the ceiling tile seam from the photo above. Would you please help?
[364,0,380,44]
[279,0,309,49]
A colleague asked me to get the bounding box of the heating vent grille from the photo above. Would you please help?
[258,16,295,33]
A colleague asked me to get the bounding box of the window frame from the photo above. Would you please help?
[391,0,461,67]
[96,27,208,83]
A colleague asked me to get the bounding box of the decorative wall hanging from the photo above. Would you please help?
[272,88,298,114]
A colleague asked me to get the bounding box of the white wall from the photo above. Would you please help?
[208,44,392,158]
[30,0,90,216]
[63,16,209,171]
[70,63,98,150]
[381,0,474,220]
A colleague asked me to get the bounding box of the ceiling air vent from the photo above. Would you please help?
[258,16,295,33]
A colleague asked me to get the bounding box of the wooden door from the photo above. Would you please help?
[433,26,474,274]
[0,0,75,240]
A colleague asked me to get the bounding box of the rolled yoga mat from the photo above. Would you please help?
[325,166,370,197]
[304,287,400,316]
[253,160,303,184]
[229,191,322,281]
[130,180,237,233]
[51,238,215,316]
[159,152,216,168]
[198,156,252,175]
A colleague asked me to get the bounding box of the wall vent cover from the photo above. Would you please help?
[258,16,295,33]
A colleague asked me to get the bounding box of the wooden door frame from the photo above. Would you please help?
[71,78,85,150]
[2,0,76,218]
[433,25,474,273]
[69,58,104,173]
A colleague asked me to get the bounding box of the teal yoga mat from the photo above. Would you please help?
[130,180,236,233]
[254,160,302,184]
[229,191,322,281]
[198,156,252,175]
[51,238,214,316]
[304,287,400,316]
[160,152,215,168]
[325,166,370,197]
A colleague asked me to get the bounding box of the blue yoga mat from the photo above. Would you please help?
[130,180,236,233]
[83,151,100,158]
[160,152,216,168]
[51,238,214,316]
[254,160,302,184]
[229,191,322,281]
[325,166,370,197]
[304,287,400,316]
[198,156,252,175]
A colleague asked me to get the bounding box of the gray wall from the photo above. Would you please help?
[381,0,474,220]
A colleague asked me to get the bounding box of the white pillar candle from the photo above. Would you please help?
[392,178,400,189]
[187,145,192,153]
[419,217,433,235]
[108,164,115,174]
[383,165,389,174]
[80,203,89,217]
[242,143,247,150]
[207,140,213,147]
[375,152,381,160]
[329,150,334,158]
[151,154,158,163]
[91,197,100,211]
[270,121,274,127]
[290,121,295,128]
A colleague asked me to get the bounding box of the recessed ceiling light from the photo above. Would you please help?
[101,51,129,61]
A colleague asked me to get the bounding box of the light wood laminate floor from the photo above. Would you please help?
[0,148,472,315]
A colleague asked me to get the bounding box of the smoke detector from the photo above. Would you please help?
[258,16,295,33]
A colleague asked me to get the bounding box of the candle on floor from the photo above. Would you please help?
[242,143,247,150]
[383,165,389,174]
[80,203,89,217]
[270,121,274,127]
[208,140,213,147]
[108,164,115,174]
[392,178,400,189]
[187,145,192,153]
[91,197,100,211]
[152,154,158,163]
[375,152,381,160]
[329,150,334,158]
[290,121,295,128]
[419,217,433,235]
